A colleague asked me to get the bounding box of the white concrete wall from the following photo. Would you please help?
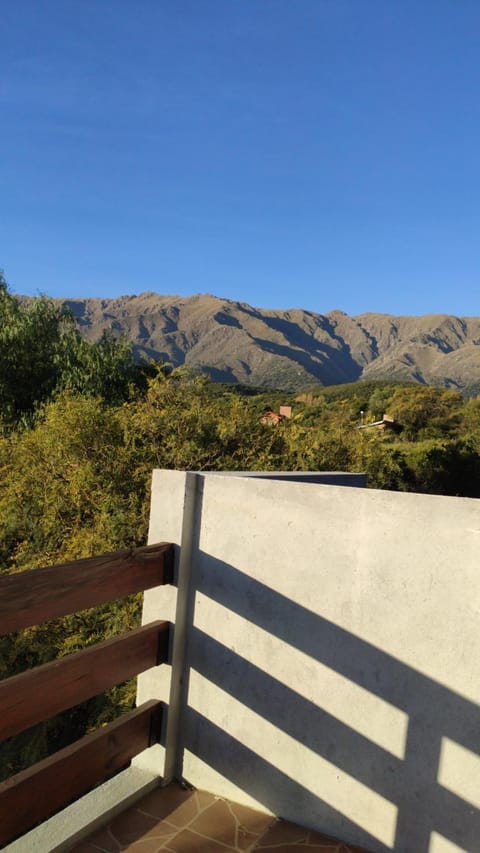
[138,470,480,853]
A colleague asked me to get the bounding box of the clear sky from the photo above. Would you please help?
[2,0,480,316]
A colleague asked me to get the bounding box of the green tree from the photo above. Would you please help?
[407,439,480,497]
[0,274,78,424]
[353,432,412,491]
[0,273,146,428]
[0,392,147,781]
[58,329,149,405]
[387,385,462,440]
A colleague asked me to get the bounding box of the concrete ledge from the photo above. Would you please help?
[5,766,162,853]
[202,471,367,487]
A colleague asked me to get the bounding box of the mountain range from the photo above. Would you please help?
[60,292,480,392]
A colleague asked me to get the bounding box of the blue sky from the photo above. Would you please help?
[1,0,480,316]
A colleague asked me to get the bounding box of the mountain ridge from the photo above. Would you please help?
[53,292,480,392]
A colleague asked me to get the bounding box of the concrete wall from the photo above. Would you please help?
[137,470,480,853]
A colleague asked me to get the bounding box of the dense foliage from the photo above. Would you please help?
[0,272,149,429]
[2,272,480,780]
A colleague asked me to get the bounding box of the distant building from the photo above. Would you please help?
[260,406,291,426]
[356,413,403,434]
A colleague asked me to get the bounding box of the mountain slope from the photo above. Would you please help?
[59,293,480,391]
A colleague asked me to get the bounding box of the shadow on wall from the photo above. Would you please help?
[168,486,480,853]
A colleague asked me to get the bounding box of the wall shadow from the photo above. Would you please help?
[172,486,480,853]
[183,708,382,852]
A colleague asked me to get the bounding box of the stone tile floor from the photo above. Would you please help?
[72,782,369,852]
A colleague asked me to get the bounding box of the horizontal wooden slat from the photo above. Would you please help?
[0,542,174,635]
[0,699,163,846]
[0,621,170,741]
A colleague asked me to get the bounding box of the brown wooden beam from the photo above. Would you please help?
[0,700,163,846]
[0,542,175,635]
[0,621,170,741]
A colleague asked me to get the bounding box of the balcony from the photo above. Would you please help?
[1,470,480,852]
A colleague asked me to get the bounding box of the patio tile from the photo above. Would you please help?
[74,825,121,852]
[256,846,348,852]
[71,783,369,852]
[185,797,273,850]
[108,809,163,846]
[164,827,238,852]
[187,799,238,848]
[134,785,198,825]
[255,819,308,845]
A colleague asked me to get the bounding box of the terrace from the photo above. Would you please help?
[1,470,479,852]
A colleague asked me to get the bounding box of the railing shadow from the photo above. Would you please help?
[175,544,480,853]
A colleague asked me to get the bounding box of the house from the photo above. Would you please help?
[356,413,402,434]
[260,405,292,425]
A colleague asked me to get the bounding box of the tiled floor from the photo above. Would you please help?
[72,782,368,852]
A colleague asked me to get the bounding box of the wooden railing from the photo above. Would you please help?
[0,542,174,846]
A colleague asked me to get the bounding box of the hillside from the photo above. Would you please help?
[59,292,480,391]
